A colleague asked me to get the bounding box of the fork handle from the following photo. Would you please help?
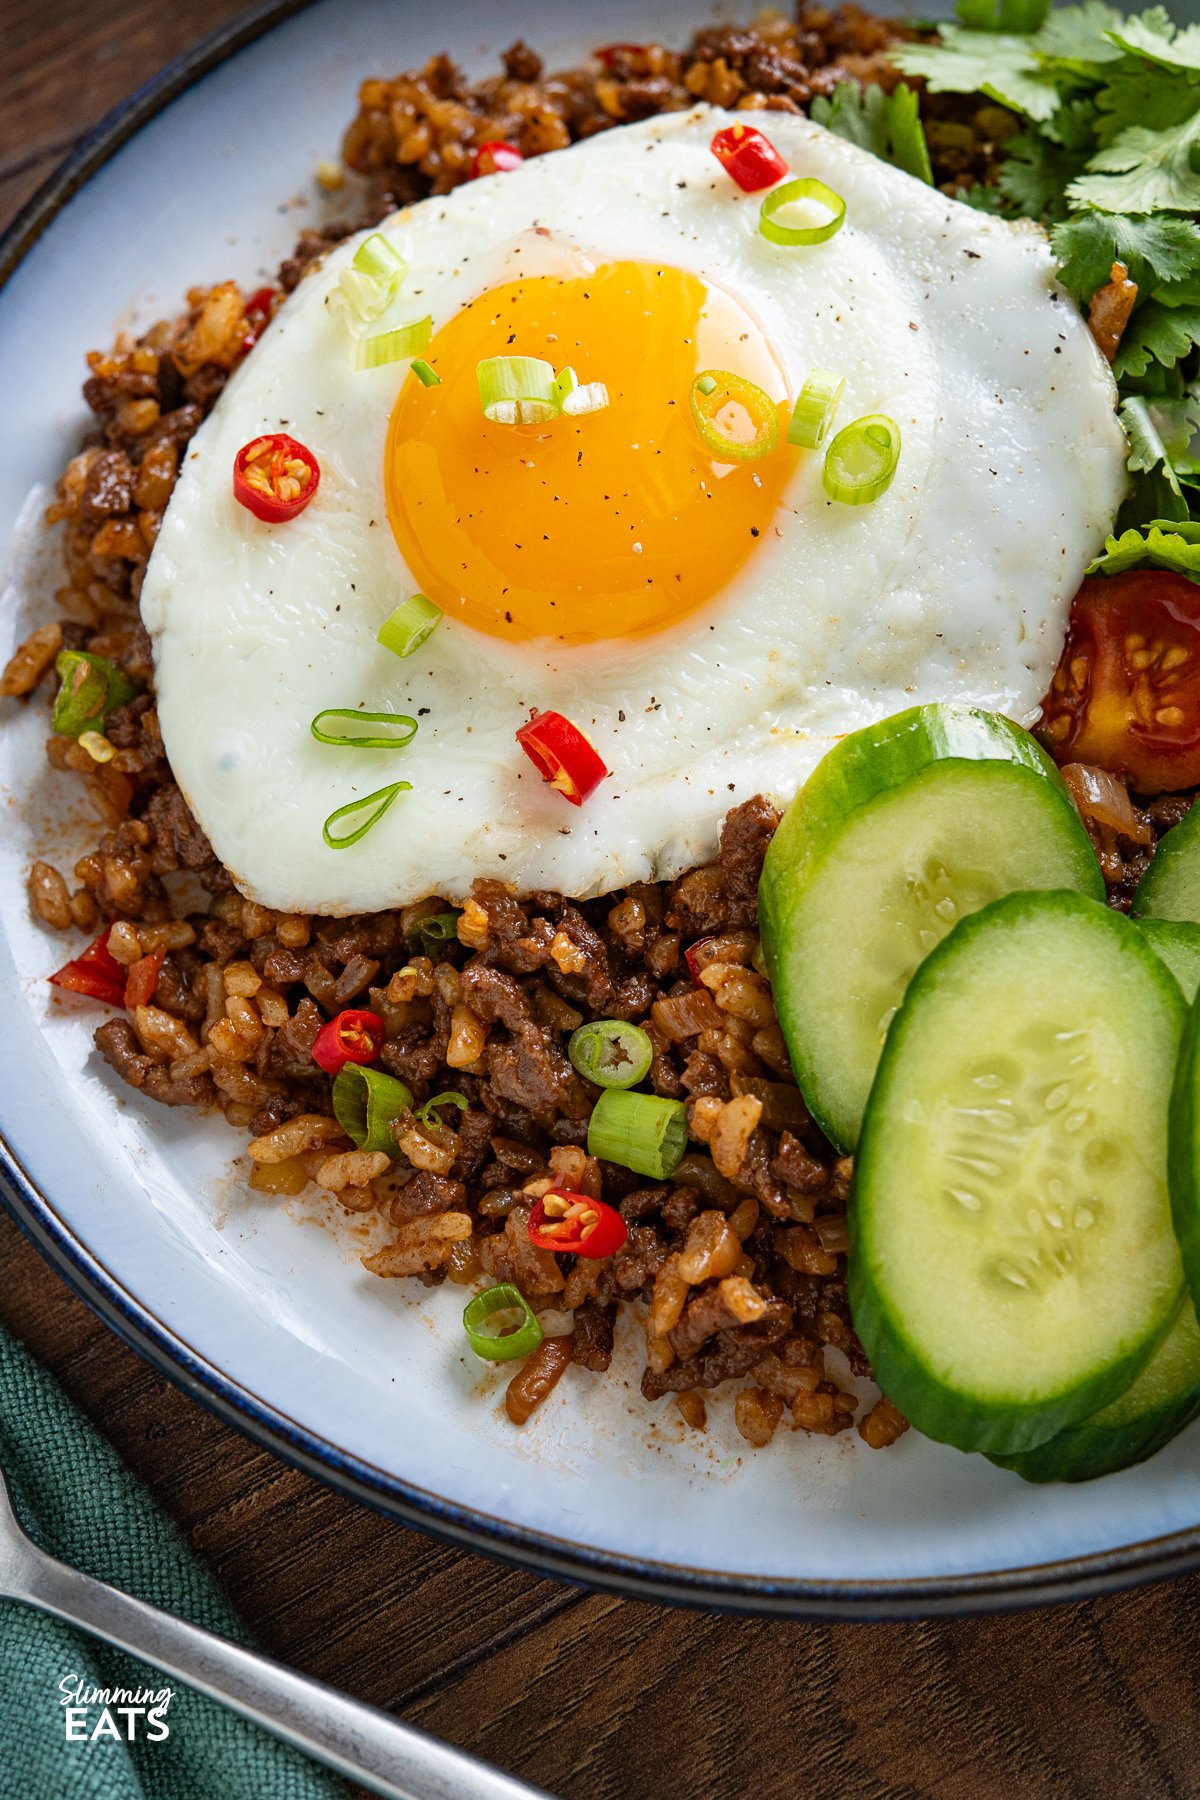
[13,1538,550,1800]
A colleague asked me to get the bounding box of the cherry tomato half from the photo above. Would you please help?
[232,433,320,524]
[1039,570,1200,792]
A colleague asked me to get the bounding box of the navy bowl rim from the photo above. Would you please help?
[2,0,1199,1618]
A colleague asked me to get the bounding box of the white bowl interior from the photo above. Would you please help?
[2,0,1198,1596]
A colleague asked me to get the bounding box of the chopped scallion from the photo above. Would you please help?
[587,1089,689,1179]
[332,1064,413,1153]
[463,1284,544,1362]
[822,413,901,506]
[787,369,845,450]
[562,381,610,417]
[322,781,410,849]
[411,359,441,387]
[310,708,419,749]
[417,1090,469,1127]
[51,650,137,739]
[759,176,845,247]
[416,910,461,955]
[377,594,443,658]
[689,370,779,464]
[568,1020,653,1089]
[350,315,433,371]
[477,355,559,425]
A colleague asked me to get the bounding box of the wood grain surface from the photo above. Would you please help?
[3,4,1200,1795]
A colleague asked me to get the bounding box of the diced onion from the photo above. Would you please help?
[689,370,779,463]
[477,355,560,424]
[759,176,846,247]
[822,414,901,506]
[787,369,845,449]
[377,594,443,658]
[322,781,411,850]
[1060,763,1151,844]
[310,708,419,749]
[587,1089,689,1179]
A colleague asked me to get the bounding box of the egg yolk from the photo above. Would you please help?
[384,260,795,645]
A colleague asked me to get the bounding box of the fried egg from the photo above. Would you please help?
[140,108,1127,914]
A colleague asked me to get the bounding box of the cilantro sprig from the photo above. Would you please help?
[892,0,1200,562]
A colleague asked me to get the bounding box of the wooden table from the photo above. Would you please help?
[4,5,1200,1793]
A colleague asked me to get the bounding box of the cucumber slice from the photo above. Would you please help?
[758,706,1104,1151]
[989,1299,1200,1483]
[853,890,1185,1456]
[1168,983,1200,1320]
[1138,919,1200,1003]
[1134,802,1200,921]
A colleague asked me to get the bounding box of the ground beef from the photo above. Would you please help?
[7,3,1052,1446]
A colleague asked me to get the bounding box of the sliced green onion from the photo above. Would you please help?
[416,910,461,955]
[463,1284,544,1362]
[332,1064,413,1153]
[562,381,610,418]
[689,370,779,464]
[417,1090,469,1127]
[411,359,441,387]
[337,234,409,324]
[759,176,845,247]
[350,315,433,372]
[378,594,443,658]
[310,708,418,749]
[553,366,579,408]
[568,1020,653,1089]
[51,650,137,739]
[822,413,901,507]
[322,781,410,849]
[587,1089,689,1179]
[478,355,559,425]
[353,233,407,286]
[787,369,845,450]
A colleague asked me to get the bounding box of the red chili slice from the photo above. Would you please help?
[241,285,279,351]
[595,42,646,66]
[49,929,126,1008]
[528,1189,628,1258]
[516,710,608,806]
[471,141,524,179]
[311,1008,384,1076]
[684,936,716,986]
[710,123,788,193]
[124,947,165,1010]
[233,433,320,524]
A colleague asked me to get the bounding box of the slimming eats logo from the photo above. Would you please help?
[59,1674,174,1743]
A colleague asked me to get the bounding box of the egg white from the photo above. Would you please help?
[140,107,1127,914]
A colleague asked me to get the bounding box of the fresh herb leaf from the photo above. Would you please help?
[956,182,1015,212]
[809,82,934,183]
[894,30,1062,120]
[1087,522,1200,577]
[957,0,1050,30]
[1051,210,1200,300]
[1067,109,1200,212]
[998,130,1091,216]
[1036,2,1126,69]
[1114,301,1200,377]
[1106,11,1200,71]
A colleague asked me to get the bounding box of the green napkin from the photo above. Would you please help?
[0,1323,347,1800]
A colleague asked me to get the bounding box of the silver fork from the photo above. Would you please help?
[0,1462,553,1800]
